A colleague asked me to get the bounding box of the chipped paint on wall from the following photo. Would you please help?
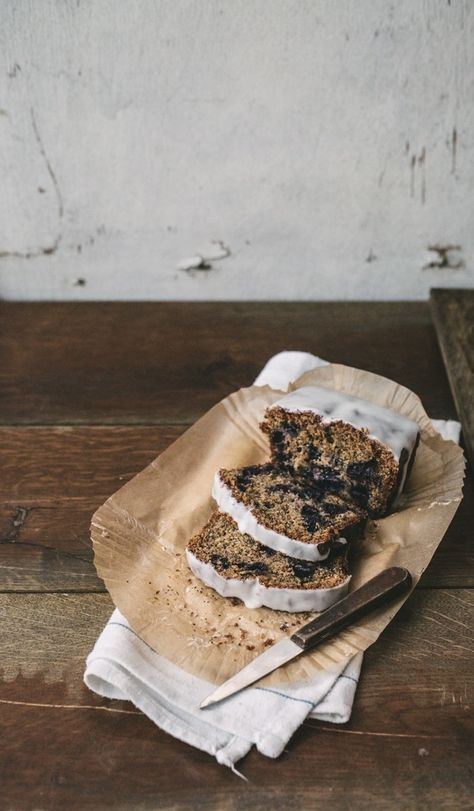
[177,240,231,275]
[0,0,472,301]
[422,245,464,271]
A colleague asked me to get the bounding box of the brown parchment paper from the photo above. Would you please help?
[91,364,465,687]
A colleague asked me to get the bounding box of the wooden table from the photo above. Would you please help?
[1,302,473,810]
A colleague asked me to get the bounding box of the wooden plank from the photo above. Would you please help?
[430,289,474,468]
[1,426,472,591]
[1,494,471,591]
[1,590,472,810]
[0,503,104,591]
[419,473,474,588]
[1,426,184,501]
[0,425,182,592]
[0,302,457,425]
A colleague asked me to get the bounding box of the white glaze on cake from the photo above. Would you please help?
[185,548,350,612]
[272,385,419,463]
[212,472,335,562]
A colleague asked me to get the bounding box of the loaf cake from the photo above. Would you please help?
[186,510,351,612]
[213,462,366,561]
[261,386,419,517]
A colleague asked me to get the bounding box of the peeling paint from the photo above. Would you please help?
[422,244,464,270]
[0,2,472,301]
[177,240,231,275]
[201,240,231,261]
[178,255,212,272]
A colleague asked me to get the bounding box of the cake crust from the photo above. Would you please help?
[261,393,419,518]
[187,510,351,611]
[215,463,366,560]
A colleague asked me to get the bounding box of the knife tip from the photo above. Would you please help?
[199,696,214,709]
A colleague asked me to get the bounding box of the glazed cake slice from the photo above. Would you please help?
[186,510,351,612]
[261,386,420,518]
[213,463,365,562]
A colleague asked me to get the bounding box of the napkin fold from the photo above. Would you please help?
[85,609,362,775]
[84,351,460,773]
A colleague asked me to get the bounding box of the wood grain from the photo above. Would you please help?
[0,302,457,425]
[419,473,474,588]
[430,289,474,468]
[0,302,471,809]
[0,504,104,591]
[1,590,472,810]
[0,425,182,591]
[0,426,184,501]
[1,426,472,592]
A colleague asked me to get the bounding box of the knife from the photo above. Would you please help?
[200,566,411,708]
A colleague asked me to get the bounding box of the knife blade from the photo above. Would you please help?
[200,566,411,708]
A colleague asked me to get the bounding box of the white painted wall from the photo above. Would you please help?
[0,0,473,301]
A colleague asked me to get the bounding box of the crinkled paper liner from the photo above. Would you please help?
[91,364,465,687]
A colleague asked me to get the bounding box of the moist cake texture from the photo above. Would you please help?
[214,463,366,560]
[186,510,350,611]
[185,384,419,610]
[261,386,419,518]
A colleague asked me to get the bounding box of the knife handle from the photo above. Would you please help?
[290,566,412,651]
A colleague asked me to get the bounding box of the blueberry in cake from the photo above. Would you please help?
[186,384,420,610]
[186,511,351,612]
[261,386,419,518]
[213,462,366,562]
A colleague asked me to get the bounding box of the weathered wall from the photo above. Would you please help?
[0,0,473,301]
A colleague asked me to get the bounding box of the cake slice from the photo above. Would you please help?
[186,510,351,612]
[213,463,366,562]
[261,386,419,518]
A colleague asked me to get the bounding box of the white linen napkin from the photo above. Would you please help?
[84,351,460,774]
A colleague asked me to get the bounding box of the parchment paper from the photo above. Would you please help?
[91,364,465,687]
